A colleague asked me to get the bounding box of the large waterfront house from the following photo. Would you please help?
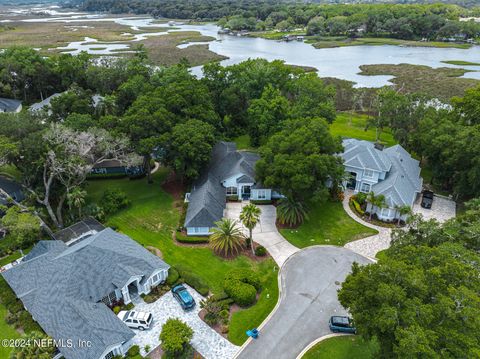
[341,139,423,222]
[184,142,274,236]
[2,219,169,359]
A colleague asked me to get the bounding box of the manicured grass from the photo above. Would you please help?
[233,134,255,151]
[442,60,480,66]
[228,260,279,345]
[330,112,396,146]
[358,63,479,102]
[302,336,379,359]
[0,251,22,267]
[0,291,20,358]
[280,201,378,248]
[86,168,278,344]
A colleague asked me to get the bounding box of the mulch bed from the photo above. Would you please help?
[161,171,186,201]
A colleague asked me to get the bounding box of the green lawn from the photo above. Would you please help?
[86,168,278,345]
[232,134,255,151]
[280,201,378,248]
[330,112,396,146]
[302,336,379,359]
[0,251,22,267]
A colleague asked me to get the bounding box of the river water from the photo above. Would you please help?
[3,6,480,87]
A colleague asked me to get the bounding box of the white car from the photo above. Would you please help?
[117,310,153,330]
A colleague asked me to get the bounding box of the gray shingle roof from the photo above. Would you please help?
[0,98,21,112]
[53,217,105,243]
[184,142,260,228]
[2,228,169,359]
[29,93,62,112]
[342,139,392,172]
[0,176,25,204]
[341,139,422,207]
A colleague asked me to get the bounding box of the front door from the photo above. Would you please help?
[242,185,251,200]
[346,172,357,190]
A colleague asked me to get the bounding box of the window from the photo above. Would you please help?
[226,187,237,195]
[364,169,374,178]
[257,190,266,199]
[152,273,159,283]
[104,351,115,359]
[360,183,370,193]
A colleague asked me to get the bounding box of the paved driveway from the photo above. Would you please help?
[130,286,239,358]
[236,246,371,359]
[224,202,299,266]
[413,194,456,223]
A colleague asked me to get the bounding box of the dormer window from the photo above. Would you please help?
[364,169,374,178]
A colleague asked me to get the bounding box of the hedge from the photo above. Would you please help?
[175,232,209,244]
[175,265,210,296]
[227,195,240,202]
[250,199,273,205]
[167,267,180,286]
[224,269,261,290]
[223,269,262,307]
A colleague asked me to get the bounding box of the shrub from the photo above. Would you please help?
[160,318,193,356]
[144,345,151,354]
[224,269,261,290]
[125,302,134,310]
[166,267,180,286]
[227,195,239,202]
[101,188,131,216]
[250,199,272,205]
[224,280,256,307]
[127,345,140,357]
[175,265,209,296]
[254,245,267,256]
[351,199,365,215]
[113,306,121,314]
[356,192,367,206]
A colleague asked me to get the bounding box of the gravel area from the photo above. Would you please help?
[129,286,239,359]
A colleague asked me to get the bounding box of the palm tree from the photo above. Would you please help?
[67,187,87,219]
[366,191,386,220]
[277,197,309,227]
[209,218,245,257]
[395,204,413,225]
[239,203,261,255]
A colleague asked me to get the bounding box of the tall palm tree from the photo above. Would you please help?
[209,218,245,257]
[239,203,261,255]
[67,187,87,219]
[366,191,386,220]
[395,204,412,225]
[277,197,309,227]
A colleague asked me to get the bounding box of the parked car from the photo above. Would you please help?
[421,190,434,209]
[172,284,196,310]
[329,316,356,334]
[117,310,153,330]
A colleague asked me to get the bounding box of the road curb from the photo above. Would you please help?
[295,333,351,359]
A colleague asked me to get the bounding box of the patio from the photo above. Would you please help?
[129,285,239,359]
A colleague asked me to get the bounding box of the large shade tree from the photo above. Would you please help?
[256,117,344,204]
[338,200,480,358]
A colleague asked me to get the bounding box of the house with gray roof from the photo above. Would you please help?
[341,139,422,221]
[2,226,170,359]
[0,98,22,113]
[184,142,273,236]
[0,175,25,205]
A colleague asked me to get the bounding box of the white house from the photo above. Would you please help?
[184,142,274,236]
[341,139,423,222]
[2,219,170,359]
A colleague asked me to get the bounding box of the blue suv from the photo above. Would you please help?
[329,316,357,334]
[172,284,196,310]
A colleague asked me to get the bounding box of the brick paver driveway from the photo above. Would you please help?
[412,194,456,223]
[224,202,299,266]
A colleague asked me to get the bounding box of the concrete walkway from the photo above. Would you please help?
[224,202,299,267]
[342,192,392,259]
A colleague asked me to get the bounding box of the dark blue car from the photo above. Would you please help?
[172,284,196,310]
[329,316,357,334]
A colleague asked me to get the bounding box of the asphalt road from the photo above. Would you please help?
[236,246,372,359]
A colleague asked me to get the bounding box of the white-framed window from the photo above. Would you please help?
[257,190,266,199]
[360,183,371,193]
[364,169,374,178]
[226,186,237,195]
[151,273,159,283]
